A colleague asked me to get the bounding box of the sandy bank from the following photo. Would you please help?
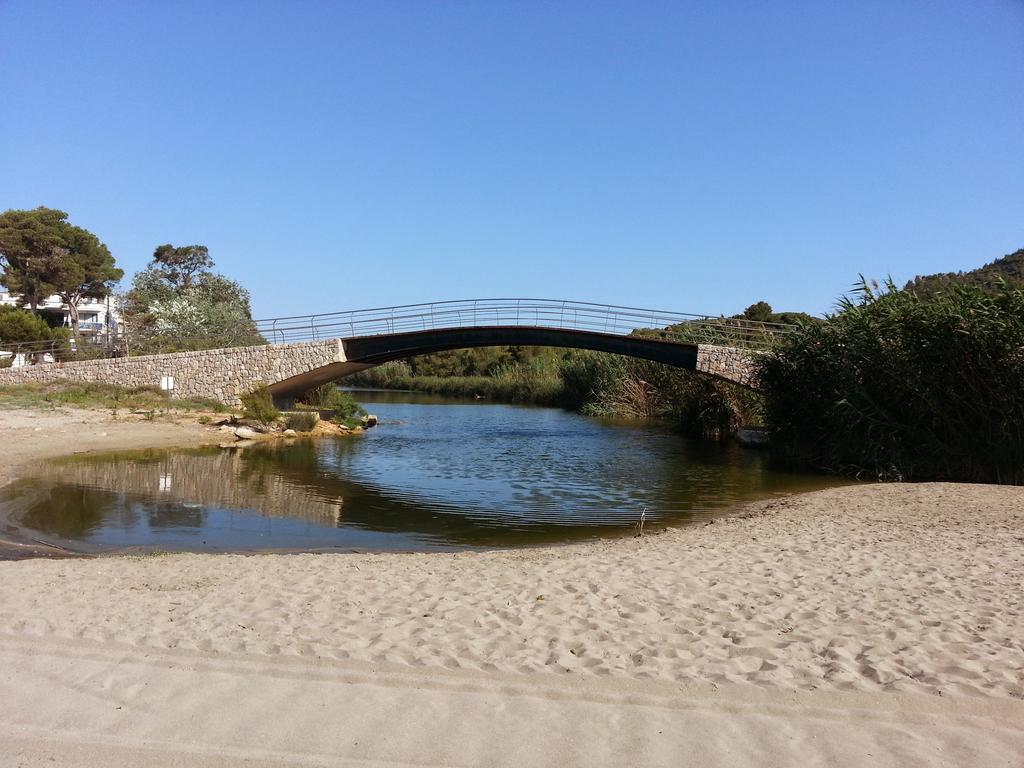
[0,408,216,486]
[0,407,1021,765]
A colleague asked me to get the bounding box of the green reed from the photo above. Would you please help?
[759,279,1024,483]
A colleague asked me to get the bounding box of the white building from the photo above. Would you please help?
[0,291,121,340]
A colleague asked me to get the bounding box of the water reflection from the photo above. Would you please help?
[19,484,110,540]
[2,396,850,552]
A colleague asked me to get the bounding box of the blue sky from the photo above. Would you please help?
[2,1,1022,319]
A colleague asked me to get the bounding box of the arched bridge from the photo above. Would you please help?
[0,299,793,405]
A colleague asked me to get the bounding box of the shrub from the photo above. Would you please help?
[240,384,280,424]
[327,390,367,428]
[300,383,343,408]
[0,305,72,361]
[759,279,1024,483]
[0,305,62,344]
[665,376,759,440]
[297,383,366,427]
[284,411,318,431]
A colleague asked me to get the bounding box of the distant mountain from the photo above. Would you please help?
[906,248,1024,293]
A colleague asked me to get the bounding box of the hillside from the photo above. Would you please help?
[906,248,1024,293]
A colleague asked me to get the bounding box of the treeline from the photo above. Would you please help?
[0,206,262,357]
[905,247,1024,294]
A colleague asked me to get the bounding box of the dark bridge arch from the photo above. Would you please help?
[268,327,698,398]
[343,326,698,368]
[267,327,756,399]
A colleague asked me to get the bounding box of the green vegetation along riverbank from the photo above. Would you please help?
[347,348,763,441]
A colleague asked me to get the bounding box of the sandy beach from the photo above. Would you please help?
[0,408,1022,766]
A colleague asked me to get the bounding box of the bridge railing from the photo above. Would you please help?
[254,298,795,350]
[0,300,796,369]
[0,337,119,367]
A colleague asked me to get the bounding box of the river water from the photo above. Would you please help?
[2,390,847,553]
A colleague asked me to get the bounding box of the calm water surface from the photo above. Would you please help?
[2,390,848,552]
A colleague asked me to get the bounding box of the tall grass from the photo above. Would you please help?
[569,354,761,439]
[759,279,1024,483]
[350,359,565,404]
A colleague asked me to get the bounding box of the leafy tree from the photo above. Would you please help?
[46,225,122,333]
[0,207,68,309]
[741,301,774,322]
[151,244,214,291]
[736,301,817,326]
[122,244,264,353]
[0,208,122,331]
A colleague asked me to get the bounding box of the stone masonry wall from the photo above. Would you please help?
[0,340,345,406]
[695,344,761,389]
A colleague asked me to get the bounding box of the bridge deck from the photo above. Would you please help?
[0,299,785,403]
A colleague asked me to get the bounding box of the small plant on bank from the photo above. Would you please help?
[284,411,318,432]
[329,390,366,425]
[297,383,367,428]
[240,384,280,425]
